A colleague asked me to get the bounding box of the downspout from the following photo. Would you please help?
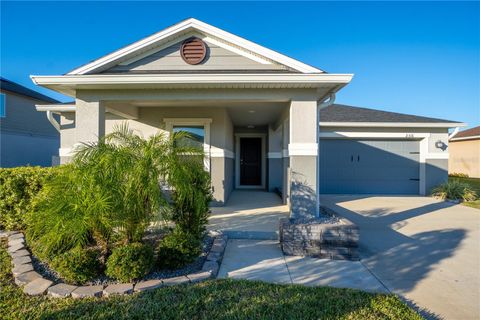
[448,127,460,140]
[316,93,336,216]
[46,110,61,132]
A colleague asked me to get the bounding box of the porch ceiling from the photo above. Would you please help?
[126,100,288,126]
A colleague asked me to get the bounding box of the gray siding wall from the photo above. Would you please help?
[0,90,59,136]
[105,39,289,73]
[0,90,59,167]
[0,131,59,167]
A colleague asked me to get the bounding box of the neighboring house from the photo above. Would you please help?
[448,126,480,178]
[30,18,464,218]
[0,77,60,167]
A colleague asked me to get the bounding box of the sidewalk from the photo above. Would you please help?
[218,239,388,293]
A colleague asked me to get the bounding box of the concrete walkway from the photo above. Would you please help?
[218,239,388,293]
[208,191,288,239]
[320,195,480,320]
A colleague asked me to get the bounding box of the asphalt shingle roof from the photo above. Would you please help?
[321,104,459,124]
[0,77,59,103]
[451,126,480,140]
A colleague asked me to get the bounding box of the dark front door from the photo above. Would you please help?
[240,137,262,186]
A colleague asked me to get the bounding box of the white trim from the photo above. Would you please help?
[267,152,282,159]
[164,118,212,125]
[119,33,274,67]
[66,18,323,75]
[320,121,467,128]
[235,133,267,189]
[425,153,449,159]
[211,146,234,159]
[59,147,74,157]
[31,73,352,97]
[164,118,212,171]
[32,73,352,86]
[450,135,480,142]
[36,104,76,112]
[319,131,430,139]
[288,143,318,156]
[419,138,429,196]
[202,36,272,65]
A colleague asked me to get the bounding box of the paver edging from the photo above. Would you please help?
[1,229,226,299]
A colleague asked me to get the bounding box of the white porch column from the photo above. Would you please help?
[75,98,105,146]
[288,99,319,219]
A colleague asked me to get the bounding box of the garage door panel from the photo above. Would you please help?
[320,139,420,194]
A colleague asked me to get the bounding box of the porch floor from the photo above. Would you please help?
[208,191,289,240]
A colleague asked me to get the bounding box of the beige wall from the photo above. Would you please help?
[449,139,480,178]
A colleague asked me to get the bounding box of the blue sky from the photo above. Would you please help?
[1,1,479,127]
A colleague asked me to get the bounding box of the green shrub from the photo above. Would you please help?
[0,166,57,230]
[105,243,154,282]
[157,228,202,270]
[449,172,469,178]
[432,179,478,201]
[26,124,208,261]
[169,155,212,238]
[25,164,114,259]
[51,246,101,285]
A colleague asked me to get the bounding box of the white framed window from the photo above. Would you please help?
[164,118,212,171]
[0,93,6,118]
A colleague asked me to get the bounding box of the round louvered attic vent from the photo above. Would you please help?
[180,38,207,65]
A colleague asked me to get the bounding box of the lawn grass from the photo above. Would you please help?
[449,176,480,209]
[0,241,421,320]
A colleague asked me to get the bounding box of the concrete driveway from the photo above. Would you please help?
[320,195,480,320]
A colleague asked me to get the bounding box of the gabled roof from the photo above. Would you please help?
[68,18,323,75]
[0,77,59,103]
[450,126,480,141]
[320,104,465,128]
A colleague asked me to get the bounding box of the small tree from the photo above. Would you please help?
[27,124,209,259]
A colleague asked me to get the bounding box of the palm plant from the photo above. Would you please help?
[27,123,209,259]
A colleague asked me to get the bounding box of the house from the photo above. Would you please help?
[30,18,464,218]
[0,77,60,167]
[448,126,480,178]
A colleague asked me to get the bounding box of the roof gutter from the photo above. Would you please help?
[319,121,467,128]
[46,111,60,132]
[448,127,460,140]
[36,104,76,132]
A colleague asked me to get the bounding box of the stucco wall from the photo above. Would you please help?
[448,139,480,178]
[426,159,448,194]
[59,106,235,204]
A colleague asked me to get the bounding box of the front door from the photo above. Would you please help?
[239,137,262,186]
